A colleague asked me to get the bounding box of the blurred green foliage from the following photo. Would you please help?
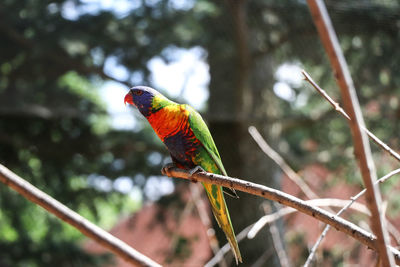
[0,0,182,265]
[1,0,400,266]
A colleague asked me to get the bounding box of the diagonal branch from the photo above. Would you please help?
[207,193,400,266]
[302,70,400,163]
[211,196,392,266]
[190,183,228,267]
[307,0,394,265]
[303,69,400,264]
[248,198,370,240]
[248,126,318,200]
[161,166,400,264]
[264,203,291,267]
[0,164,161,267]
[205,224,255,267]
[248,169,400,243]
[304,168,400,267]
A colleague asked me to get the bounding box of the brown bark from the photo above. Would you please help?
[206,0,283,265]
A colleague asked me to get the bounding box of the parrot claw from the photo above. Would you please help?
[189,165,205,175]
[188,166,205,183]
[161,163,176,176]
[223,187,239,198]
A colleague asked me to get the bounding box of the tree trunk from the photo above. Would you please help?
[206,0,284,266]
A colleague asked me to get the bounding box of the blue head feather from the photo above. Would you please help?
[127,86,161,117]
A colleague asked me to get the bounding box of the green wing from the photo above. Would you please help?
[185,105,227,176]
[185,104,242,264]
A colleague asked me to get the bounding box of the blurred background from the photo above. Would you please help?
[1,0,400,266]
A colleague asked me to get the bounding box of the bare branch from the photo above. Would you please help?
[190,183,228,267]
[161,166,400,264]
[302,70,400,163]
[302,67,400,263]
[307,0,394,265]
[168,188,196,261]
[250,248,274,267]
[304,168,400,266]
[207,194,399,266]
[248,126,319,200]
[0,164,161,267]
[248,198,370,239]
[264,203,291,267]
[205,224,254,267]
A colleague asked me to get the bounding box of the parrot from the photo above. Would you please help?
[124,86,242,264]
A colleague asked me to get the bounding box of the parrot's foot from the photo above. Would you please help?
[189,165,205,176]
[161,163,176,176]
[223,187,239,198]
[188,166,205,183]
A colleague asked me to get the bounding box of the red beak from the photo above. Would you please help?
[124,92,134,106]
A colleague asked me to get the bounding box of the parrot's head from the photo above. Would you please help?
[124,86,162,117]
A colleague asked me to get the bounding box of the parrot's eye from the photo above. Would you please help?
[133,90,143,96]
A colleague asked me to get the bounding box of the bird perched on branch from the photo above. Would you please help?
[124,86,242,264]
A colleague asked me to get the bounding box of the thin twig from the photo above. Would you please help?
[205,224,254,267]
[303,68,400,262]
[264,203,291,267]
[248,126,335,215]
[0,164,161,267]
[302,70,400,163]
[304,168,400,267]
[307,0,394,265]
[250,247,274,267]
[168,187,196,261]
[162,166,400,264]
[387,223,400,246]
[208,194,399,266]
[248,198,370,239]
[248,126,319,200]
[190,183,228,267]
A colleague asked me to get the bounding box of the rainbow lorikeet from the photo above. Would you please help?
[124,86,242,264]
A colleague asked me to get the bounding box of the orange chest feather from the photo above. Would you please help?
[147,105,190,141]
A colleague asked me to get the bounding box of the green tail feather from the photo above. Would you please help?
[204,183,242,264]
